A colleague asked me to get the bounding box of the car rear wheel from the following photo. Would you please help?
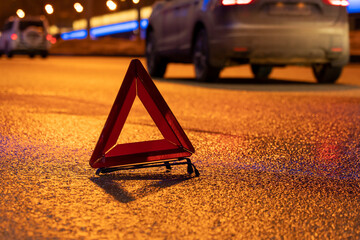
[146,31,167,78]
[251,64,272,80]
[193,29,220,82]
[5,43,13,58]
[6,51,13,58]
[41,51,48,58]
[312,64,342,84]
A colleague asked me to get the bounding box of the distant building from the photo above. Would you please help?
[348,0,360,30]
[348,0,360,55]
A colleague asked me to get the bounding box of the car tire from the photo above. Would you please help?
[251,64,272,80]
[6,51,13,58]
[312,64,342,84]
[146,31,167,78]
[5,43,13,58]
[193,29,220,82]
[41,51,48,58]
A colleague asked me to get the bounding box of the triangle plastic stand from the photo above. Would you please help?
[90,59,199,176]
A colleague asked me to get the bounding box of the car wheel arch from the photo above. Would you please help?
[146,28,167,78]
[145,25,154,43]
[191,22,207,55]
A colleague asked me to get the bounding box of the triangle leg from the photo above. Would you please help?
[165,161,172,172]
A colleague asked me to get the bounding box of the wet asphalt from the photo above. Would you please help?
[1,56,360,239]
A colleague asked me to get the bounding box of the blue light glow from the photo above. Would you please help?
[90,21,138,37]
[140,19,148,29]
[348,0,360,13]
[61,30,87,40]
[202,0,211,10]
[61,19,149,40]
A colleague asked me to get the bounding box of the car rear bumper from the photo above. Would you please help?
[209,24,349,67]
[9,41,49,52]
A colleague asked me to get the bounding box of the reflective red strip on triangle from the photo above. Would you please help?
[89,59,195,169]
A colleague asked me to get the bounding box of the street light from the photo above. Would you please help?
[45,4,54,14]
[132,0,140,40]
[74,3,84,13]
[106,0,117,11]
[16,9,25,18]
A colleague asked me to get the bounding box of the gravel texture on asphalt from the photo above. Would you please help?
[1,57,360,239]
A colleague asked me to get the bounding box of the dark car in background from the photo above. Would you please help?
[0,16,51,58]
[146,0,350,83]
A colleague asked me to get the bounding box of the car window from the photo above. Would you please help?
[19,21,44,31]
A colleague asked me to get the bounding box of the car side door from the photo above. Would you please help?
[175,0,199,56]
[156,0,181,54]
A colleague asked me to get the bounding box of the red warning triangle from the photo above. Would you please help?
[90,59,195,169]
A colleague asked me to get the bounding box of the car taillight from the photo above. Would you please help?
[331,47,343,52]
[322,0,349,6]
[222,0,253,6]
[46,34,57,44]
[11,33,18,40]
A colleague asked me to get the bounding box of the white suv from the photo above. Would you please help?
[0,16,51,58]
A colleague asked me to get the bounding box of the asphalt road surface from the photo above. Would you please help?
[1,56,360,239]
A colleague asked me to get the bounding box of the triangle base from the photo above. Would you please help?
[95,157,200,177]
